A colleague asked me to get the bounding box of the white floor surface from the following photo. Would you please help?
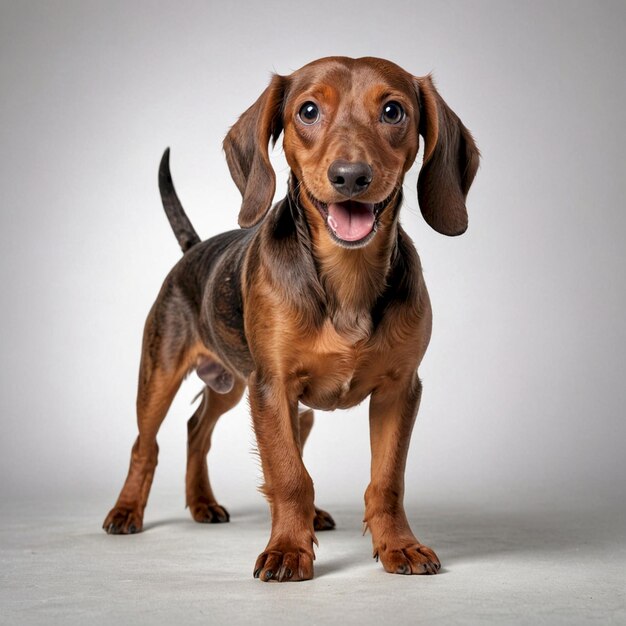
[1,495,625,625]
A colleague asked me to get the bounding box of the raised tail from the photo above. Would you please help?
[159,148,201,253]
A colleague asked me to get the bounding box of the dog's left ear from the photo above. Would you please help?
[223,74,288,228]
[414,75,480,236]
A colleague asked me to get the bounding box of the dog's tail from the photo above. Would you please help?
[159,148,201,253]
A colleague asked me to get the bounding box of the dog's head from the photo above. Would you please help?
[223,57,479,247]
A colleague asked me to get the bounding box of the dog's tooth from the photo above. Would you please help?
[327,214,338,232]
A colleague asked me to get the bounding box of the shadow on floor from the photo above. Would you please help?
[139,500,625,574]
[410,503,625,566]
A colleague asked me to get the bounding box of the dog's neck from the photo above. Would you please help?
[286,186,402,342]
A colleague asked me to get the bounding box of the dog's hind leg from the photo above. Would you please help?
[298,408,335,531]
[186,379,246,523]
[103,300,193,535]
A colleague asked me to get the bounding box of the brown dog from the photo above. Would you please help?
[103,56,479,582]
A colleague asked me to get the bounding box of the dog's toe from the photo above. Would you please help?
[377,543,440,575]
[313,507,336,531]
[189,501,230,524]
[254,548,314,582]
[103,506,143,535]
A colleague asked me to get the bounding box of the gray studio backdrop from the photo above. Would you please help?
[1,1,624,515]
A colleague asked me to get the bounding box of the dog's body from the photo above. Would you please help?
[104,56,479,582]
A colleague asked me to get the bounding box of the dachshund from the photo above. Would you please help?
[103,56,479,582]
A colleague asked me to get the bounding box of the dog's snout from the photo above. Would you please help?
[327,160,372,197]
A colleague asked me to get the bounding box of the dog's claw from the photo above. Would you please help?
[276,565,293,582]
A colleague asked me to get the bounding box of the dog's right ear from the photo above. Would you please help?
[223,74,288,228]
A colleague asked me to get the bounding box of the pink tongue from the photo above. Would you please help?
[327,201,375,241]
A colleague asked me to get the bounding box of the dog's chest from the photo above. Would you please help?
[295,320,378,411]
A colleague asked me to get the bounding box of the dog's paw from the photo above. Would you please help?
[313,507,335,531]
[103,506,143,535]
[253,547,314,582]
[189,501,230,524]
[375,542,440,575]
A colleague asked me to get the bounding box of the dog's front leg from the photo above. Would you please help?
[364,373,441,575]
[249,371,316,582]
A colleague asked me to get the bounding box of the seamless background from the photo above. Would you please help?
[1,1,625,516]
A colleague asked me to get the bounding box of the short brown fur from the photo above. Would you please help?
[104,56,479,582]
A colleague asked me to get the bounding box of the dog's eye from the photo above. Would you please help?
[381,101,405,124]
[298,102,320,125]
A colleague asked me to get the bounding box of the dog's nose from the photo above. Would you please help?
[327,160,372,197]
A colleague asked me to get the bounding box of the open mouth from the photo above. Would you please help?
[306,190,396,247]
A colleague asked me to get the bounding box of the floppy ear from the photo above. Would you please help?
[414,75,480,236]
[223,74,287,228]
